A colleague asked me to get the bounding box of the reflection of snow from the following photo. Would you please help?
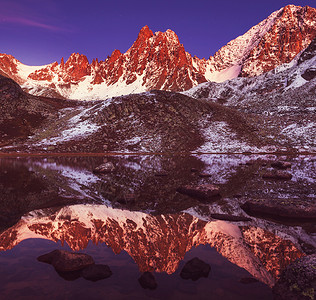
[291,156,316,183]
[30,160,104,200]
[195,154,252,183]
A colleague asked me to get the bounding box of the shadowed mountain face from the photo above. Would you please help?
[0,5,315,100]
[0,75,76,147]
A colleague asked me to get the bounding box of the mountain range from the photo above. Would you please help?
[0,4,315,153]
[0,4,315,100]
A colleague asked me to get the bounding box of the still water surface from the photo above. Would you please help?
[0,154,315,299]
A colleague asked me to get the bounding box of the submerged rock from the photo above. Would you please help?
[273,254,316,300]
[271,161,292,170]
[37,249,94,272]
[81,264,112,282]
[239,277,259,284]
[177,184,221,201]
[93,162,115,174]
[180,257,211,281]
[210,213,251,222]
[138,272,157,290]
[56,270,82,281]
[241,199,316,221]
[262,170,292,180]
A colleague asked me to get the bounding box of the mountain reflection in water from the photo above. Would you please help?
[0,155,315,299]
[0,203,303,287]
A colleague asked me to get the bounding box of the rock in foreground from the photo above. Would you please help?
[93,162,115,174]
[241,199,316,221]
[180,257,211,281]
[210,213,251,222]
[81,264,112,281]
[37,249,94,272]
[271,161,292,170]
[177,184,221,201]
[262,171,292,180]
[138,272,157,290]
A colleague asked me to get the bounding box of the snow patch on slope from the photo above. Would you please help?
[35,105,102,145]
[18,63,51,79]
[197,120,259,153]
[205,65,242,83]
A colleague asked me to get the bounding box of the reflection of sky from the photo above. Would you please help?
[0,238,273,300]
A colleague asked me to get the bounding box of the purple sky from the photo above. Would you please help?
[0,0,314,65]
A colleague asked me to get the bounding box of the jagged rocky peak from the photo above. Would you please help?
[0,54,19,75]
[121,25,203,91]
[239,4,316,77]
[108,49,122,61]
[137,25,154,40]
[63,53,91,81]
[65,52,89,66]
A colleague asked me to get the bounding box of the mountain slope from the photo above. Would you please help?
[210,5,316,77]
[184,37,316,151]
[0,5,315,100]
[4,88,278,153]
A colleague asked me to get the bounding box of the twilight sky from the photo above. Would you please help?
[0,0,314,65]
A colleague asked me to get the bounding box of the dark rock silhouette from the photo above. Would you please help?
[180,257,211,281]
[56,269,82,281]
[37,249,94,272]
[138,272,157,290]
[241,199,316,221]
[38,250,112,282]
[210,214,251,222]
[271,161,292,170]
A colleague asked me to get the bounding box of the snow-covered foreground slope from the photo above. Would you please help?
[0,204,304,287]
[11,90,276,153]
[0,5,315,100]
